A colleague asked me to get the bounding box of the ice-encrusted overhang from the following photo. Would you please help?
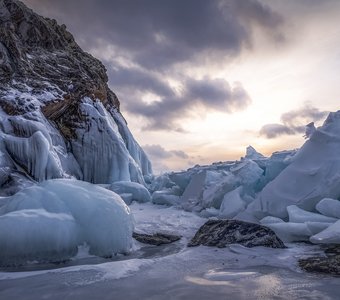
[0,0,152,195]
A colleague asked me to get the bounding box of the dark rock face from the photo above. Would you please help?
[299,245,340,275]
[188,219,285,248]
[133,232,181,246]
[0,0,152,194]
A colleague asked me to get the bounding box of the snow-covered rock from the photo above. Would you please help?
[109,181,151,204]
[247,111,340,219]
[0,0,152,195]
[0,179,134,266]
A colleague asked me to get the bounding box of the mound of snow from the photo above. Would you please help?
[109,181,151,204]
[0,179,134,266]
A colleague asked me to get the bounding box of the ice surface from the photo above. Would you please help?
[310,219,340,244]
[316,198,340,218]
[287,205,337,223]
[248,111,340,219]
[219,187,246,219]
[109,181,151,204]
[0,179,134,265]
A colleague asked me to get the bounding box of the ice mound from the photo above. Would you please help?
[109,181,151,204]
[0,179,134,266]
[287,205,337,223]
[248,111,340,219]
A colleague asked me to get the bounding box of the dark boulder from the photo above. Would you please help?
[188,219,285,248]
[299,245,340,275]
[133,232,181,246]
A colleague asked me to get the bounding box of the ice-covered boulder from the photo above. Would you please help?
[247,111,340,219]
[108,181,151,204]
[0,179,134,266]
[0,0,152,194]
[188,219,285,248]
[316,198,340,219]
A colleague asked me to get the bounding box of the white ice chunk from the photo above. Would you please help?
[265,222,312,242]
[287,205,337,223]
[245,145,266,160]
[316,198,340,219]
[305,222,333,235]
[152,191,180,206]
[219,187,246,219]
[109,181,151,204]
[310,220,340,244]
[0,179,134,266]
[260,216,285,225]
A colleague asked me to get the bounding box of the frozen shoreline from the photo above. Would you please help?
[0,203,338,300]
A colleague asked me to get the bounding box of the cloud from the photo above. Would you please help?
[143,144,190,173]
[22,0,282,131]
[121,75,251,130]
[143,144,189,160]
[23,0,284,70]
[260,105,328,138]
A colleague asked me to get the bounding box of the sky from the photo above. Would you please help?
[22,0,340,173]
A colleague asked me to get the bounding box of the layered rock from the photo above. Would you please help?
[0,0,152,195]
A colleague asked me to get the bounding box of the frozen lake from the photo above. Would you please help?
[0,203,339,300]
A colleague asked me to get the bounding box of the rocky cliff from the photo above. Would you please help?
[0,0,152,195]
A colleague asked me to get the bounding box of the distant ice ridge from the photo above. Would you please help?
[0,179,134,266]
[148,145,296,218]
[147,111,340,244]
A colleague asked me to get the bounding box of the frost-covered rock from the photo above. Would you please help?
[0,0,152,194]
[109,181,151,204]
[0,179,134,266]
[188,219,285,248]
[247,111,340,219]
[316,198,340,219]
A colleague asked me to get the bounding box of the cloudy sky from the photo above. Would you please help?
[23,0,340,173]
